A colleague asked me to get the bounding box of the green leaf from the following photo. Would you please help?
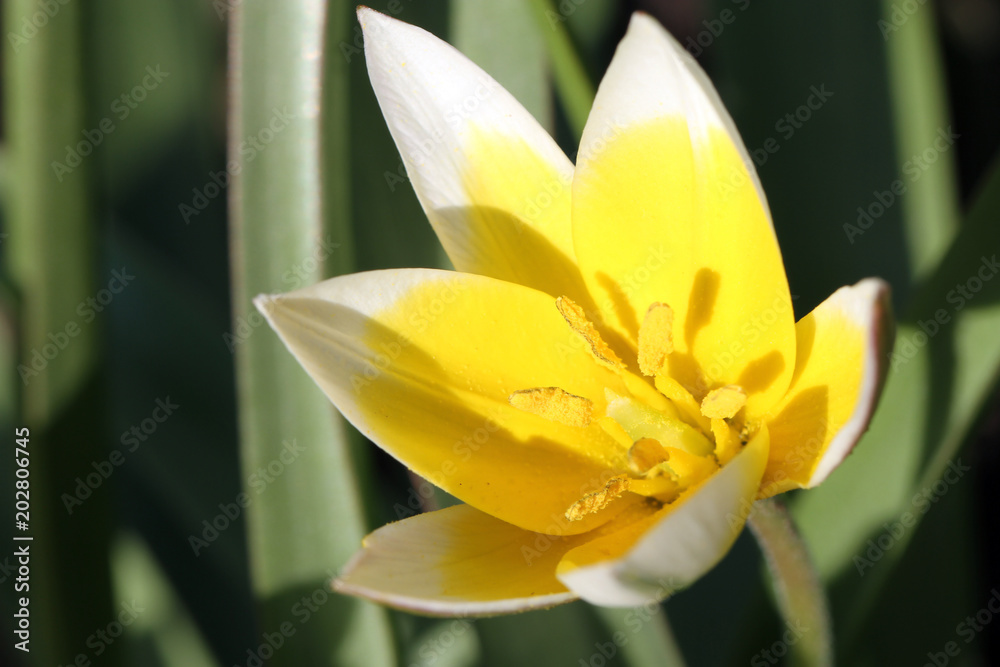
[229,1,396,664]
[525,0,595,138]
[880,0,960,279]
[4,1,116,663]
[348,2,450,273]
[111,534,217,667]
[452,0,552,127]
[793,157,1000,652]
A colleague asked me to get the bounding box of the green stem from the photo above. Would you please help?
[748,499,833,667]
[595,606,688,667]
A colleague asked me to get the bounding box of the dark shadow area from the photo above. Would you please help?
[684,267,720,349]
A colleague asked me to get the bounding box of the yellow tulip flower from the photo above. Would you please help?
[256,8,893,615]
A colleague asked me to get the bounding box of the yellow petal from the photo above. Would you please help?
[556,426,769,606]
[257,269,632,536]
[571,14,796,416]
[335,504,584,616]
[760,279,893,497]
[360,8,592,304]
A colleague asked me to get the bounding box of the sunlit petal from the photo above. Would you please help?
[360,8,589,303]
[572,13,796,415]
[257,269,640,535]
[760,279,893,497]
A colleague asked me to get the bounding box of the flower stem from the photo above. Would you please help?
[748,498,833,667]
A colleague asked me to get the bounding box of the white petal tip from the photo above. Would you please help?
[334,570,577,618]
[356,5,378,23]
[252,293,279,318]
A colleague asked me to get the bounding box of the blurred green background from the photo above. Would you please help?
[1,0,999,665]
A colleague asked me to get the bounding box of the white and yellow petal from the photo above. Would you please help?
[759,279,893,497]
[556,426,770,606]
[335,504,584,616]
[256,269,636,536]
[571,13,796,415]
[359,8,589,304]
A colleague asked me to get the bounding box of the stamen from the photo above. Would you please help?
[700,384,747,419]
[661,447,719,489]
[565,475,630,521]
[595,416,633,449]
[638,303,674,376]
[711,418,741,466]
[509,387,593,428]
[654,374,712,433]
[628,437,669,474]
[556,297,625,371]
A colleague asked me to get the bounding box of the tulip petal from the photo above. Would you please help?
[760,279,893,497]
[359,8,589,303]
[556,426,769,606]
[571,13,796,415]
[335,504,583,616]
[256,269,643,536]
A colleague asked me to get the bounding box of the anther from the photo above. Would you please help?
[565,475,630,521]
[509,387,593,428]
[638,303,674,376]
[556,297,625,371]
[700,384,747,419]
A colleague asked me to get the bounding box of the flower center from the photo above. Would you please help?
[508,296,751,522]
